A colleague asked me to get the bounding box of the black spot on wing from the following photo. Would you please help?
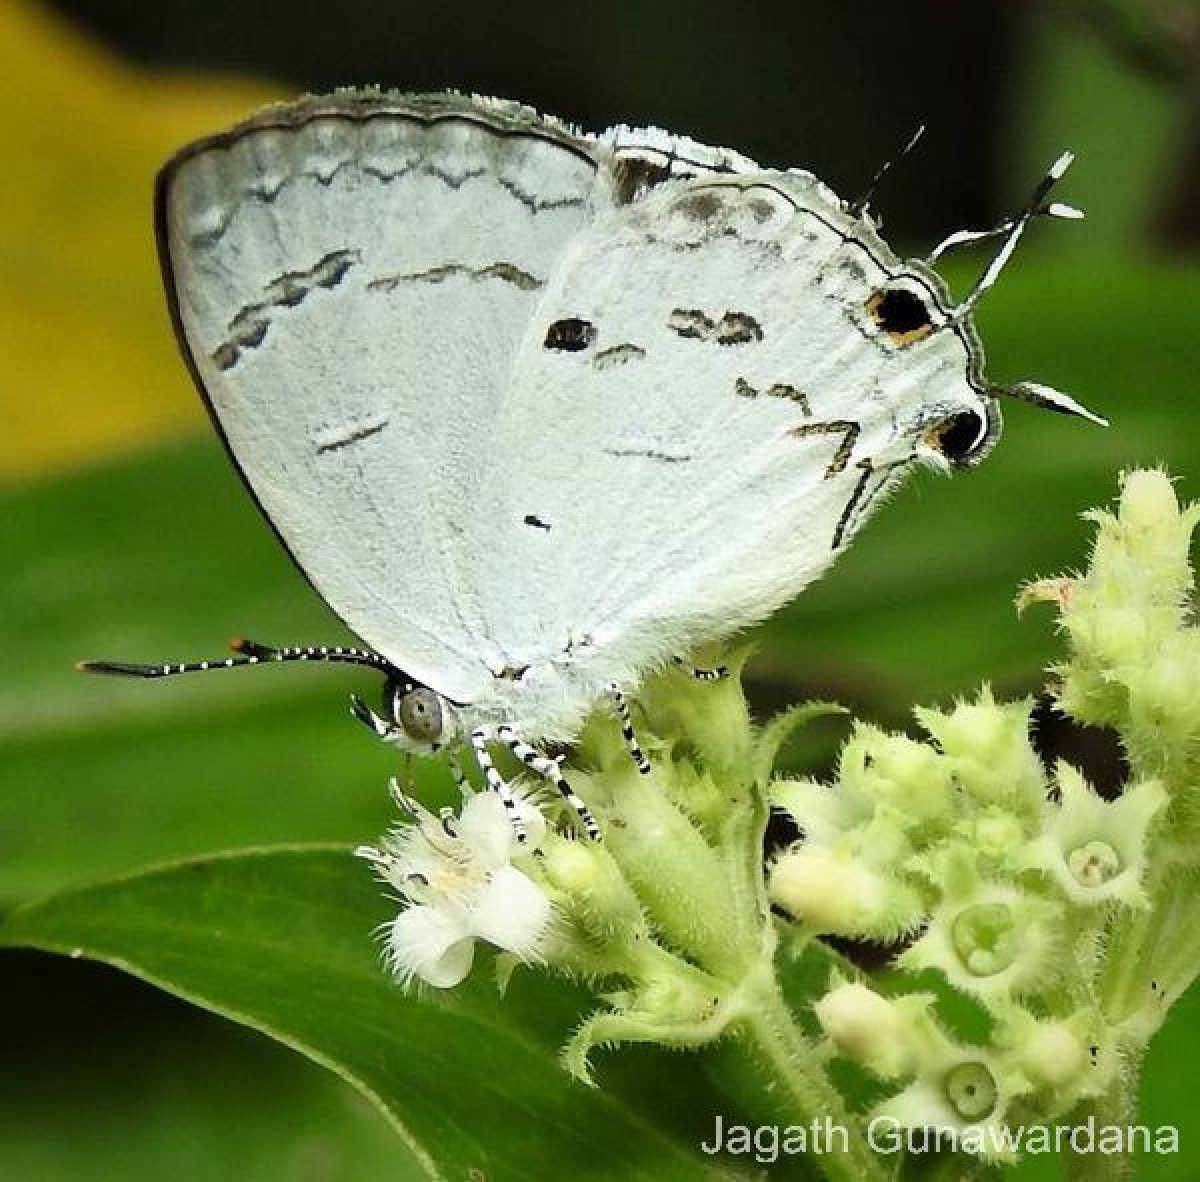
[735,377,810,415]
[612,154,674,205]
[716,311,762,345]
[543,317,596,351]
[314,417,389,455]
[672,192,723,222]
[667,308,762,345]
[593,343,646,369]
[667,308,716,340]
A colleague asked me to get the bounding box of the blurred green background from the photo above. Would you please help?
[1,0,1197,1177]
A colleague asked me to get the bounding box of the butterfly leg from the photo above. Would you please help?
[469,726,530,844]
[349,693,406,744]
[496,726,602,841]
[672,656,728,681]
[609,685,650,775]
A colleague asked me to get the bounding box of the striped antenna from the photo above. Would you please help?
[849,124,926,218]
[993,380,1108,427]
[78,637,396,679]
[953,152,1077,318]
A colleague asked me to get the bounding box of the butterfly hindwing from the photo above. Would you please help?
[473,164,981,676]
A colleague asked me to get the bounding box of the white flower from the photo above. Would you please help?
[1024,765,1166,908]
[357,786,554,988]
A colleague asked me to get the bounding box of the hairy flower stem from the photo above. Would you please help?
[714,715,886,1181]
[1100,859,1187,1030]
[1074,854,1198,1178]
[733,974,889,1182]
[1064,1074,1138,1182]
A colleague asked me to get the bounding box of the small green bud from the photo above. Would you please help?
[1019,1021,1088,1090]
[994,1007,1113,1112]
[916,690,1045,818]
[955,808,1028,865]
[603,773,745,972]
[769,845,924,940]
[539,833,648,948]
[842,726,954,829]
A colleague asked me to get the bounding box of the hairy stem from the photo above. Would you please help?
[1063,1071,1139,1182]
[734,975,889,1182]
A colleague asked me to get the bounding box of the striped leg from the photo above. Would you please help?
[672,656,728,681]
[610,685,651,775]
[496,726,602,841]
[470,726,529,844]
[350,694,402,742]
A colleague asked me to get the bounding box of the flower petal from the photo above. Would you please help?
[470,865,553,958]
[385,904,475,988]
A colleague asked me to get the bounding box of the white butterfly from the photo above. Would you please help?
[84,90,1103,840]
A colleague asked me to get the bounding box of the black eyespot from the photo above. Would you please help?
[544,317,596,352]
[933,410,988,466]
[866,287,934,344]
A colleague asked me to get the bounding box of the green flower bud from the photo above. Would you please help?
[916,690,1045,819]
[1019,1021,1088,1090]
[538,832,648,948]
[842,725,955,830]
[769,844,925,940]
[994,1007,1113,1114]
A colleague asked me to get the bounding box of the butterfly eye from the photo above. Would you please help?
[398,686,444,743]
[927,408,991,467]
[865,287,935,345]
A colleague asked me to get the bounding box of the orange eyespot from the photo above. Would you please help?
[866,287,935,346]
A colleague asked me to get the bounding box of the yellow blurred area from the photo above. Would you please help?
[0,0,281,483]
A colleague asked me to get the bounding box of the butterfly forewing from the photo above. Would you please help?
[158,95,605,700]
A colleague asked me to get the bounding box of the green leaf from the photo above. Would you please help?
[1,950,420,1182]
[0,845,795,1181]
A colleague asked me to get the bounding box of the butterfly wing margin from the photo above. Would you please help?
[157,93,606,701]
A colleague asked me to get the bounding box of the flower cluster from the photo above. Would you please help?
[361,470,1200,1177]
[770,470,1199,1159]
